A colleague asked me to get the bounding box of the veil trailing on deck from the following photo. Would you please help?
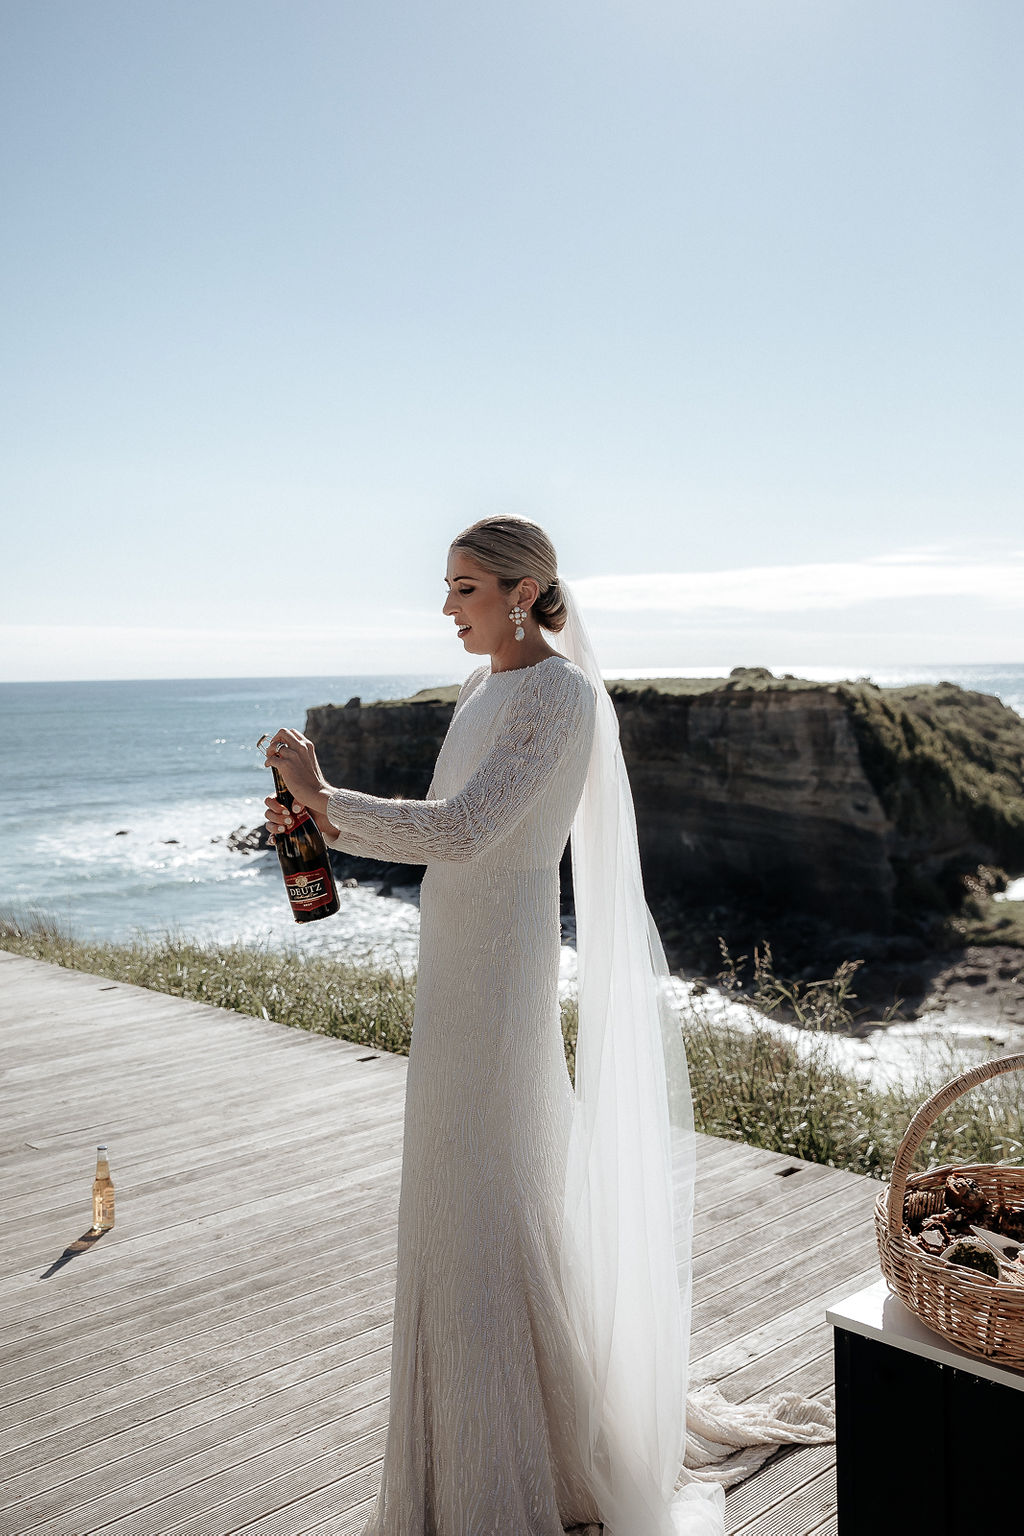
[555,581,834,1536]
[555,582,723,1536]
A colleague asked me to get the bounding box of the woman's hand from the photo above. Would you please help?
[264,794,296,841]
[261,729,336,840]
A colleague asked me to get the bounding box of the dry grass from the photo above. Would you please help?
[0,913,417,1055]
[4,914,1023,1181]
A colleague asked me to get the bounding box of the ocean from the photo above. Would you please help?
[1,663,1021,972]
[0,673,457,966]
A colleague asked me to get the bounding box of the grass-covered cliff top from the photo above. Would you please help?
[327,667,1024,729]
[314,664,822,710]
[313,685,463,709]
[606,666,852,697]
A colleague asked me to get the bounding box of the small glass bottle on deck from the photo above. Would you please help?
[92,1145,115,1231]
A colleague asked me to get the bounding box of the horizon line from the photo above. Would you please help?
[2,660,1022,687]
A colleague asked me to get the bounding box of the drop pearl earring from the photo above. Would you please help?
[509,605,527,641]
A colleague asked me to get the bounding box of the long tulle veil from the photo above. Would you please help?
[555,581,726,1536]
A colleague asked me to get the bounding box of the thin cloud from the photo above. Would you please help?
[571,554,1024,615]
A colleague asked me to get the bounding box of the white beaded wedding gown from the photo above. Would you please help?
[323,652,832,1534]
[324,655,603,1533]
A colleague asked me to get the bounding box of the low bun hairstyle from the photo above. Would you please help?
[449,516,568,634]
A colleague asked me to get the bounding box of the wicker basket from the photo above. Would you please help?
[874,1052,1024,1366]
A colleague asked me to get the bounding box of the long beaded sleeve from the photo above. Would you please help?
[323,660,595,865]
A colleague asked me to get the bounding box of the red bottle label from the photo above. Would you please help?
[285,867,333,911]
[282,808,312,832]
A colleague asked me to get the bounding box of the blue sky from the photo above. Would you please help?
[1,0,1021,680]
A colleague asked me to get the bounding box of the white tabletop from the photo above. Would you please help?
[827,1277,1024,1393]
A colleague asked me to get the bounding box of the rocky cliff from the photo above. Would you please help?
[305,671,1024,931]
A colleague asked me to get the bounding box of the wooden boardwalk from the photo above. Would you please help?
[0,951,882,1535]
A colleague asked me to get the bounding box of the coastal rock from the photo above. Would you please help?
[303,675,1024,932]
[916,944,1024,1026]
[609,680,891,926]
[227,823,273,854]
[306,684,461,804]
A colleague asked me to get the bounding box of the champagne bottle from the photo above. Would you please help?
[259,745,340,923]
[92,1145,115,1231]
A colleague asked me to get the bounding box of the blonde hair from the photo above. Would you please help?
[450,516,567,634]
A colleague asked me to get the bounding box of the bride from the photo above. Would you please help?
[263,517,829,1536]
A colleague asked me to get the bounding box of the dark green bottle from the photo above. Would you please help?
[267,762,340,923]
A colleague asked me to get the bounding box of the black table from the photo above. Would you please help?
[827,1278,1023,1531]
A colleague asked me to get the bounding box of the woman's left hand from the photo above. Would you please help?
[262,730,332,823]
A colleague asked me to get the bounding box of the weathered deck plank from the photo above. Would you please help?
[0,950,881,1534]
